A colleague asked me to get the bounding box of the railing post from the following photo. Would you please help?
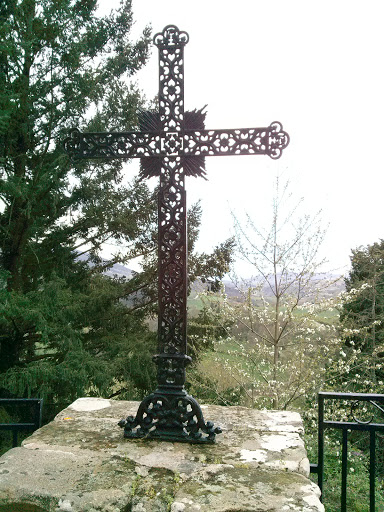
[370,430,375,512]
[317,392,324,500]
[341,428,348,512]
[33,399,43,429]
[12,430,18,448]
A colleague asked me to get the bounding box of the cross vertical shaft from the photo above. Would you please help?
[157,27,188,374]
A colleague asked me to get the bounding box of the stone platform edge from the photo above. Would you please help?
[0,397,323,512]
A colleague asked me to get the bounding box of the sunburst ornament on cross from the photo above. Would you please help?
[64,25,289,443]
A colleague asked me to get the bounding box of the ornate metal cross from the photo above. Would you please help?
[64,25,289,443]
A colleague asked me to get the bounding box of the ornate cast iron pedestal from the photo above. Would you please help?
[64,25,289,443]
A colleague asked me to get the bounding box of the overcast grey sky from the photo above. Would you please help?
[101,0,384,275]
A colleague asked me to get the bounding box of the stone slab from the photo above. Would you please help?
[0,398,323,512]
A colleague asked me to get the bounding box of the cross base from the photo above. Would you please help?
[118,390,221,443]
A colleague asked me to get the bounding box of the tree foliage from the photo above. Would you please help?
[336,241,384,390]
[0,0,234,409]
[342,241,384,351]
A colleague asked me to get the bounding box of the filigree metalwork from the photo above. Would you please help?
[118,392,221,443]
[153,25,189,49]
[63,123,289,161]
[63,129,160,159]
[63,24,290,443]
[158,156,187,357]
[351,399,384,424]
[184,123,289,159]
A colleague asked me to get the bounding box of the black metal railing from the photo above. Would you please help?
[0,398,43,448]
[310,392,384,512]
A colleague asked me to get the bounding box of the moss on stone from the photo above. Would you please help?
[0,400,322,512]
[0,504,48,512]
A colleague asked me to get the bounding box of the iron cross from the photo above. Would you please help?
[64,25,289,443]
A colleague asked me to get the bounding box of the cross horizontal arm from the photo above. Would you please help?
[63,129,161,160]
[64,122,289,161]
[184,122,289,160]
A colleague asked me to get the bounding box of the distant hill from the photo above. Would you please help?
[76,253,134,279]
[103,263,134,279]
[78,254,345,304]
[191,274,345,303]
[221,274,345,302]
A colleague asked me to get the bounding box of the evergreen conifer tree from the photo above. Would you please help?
[339,241,384,389]
[0,0,233,411]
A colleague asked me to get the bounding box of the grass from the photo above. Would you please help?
[307,434,384,512]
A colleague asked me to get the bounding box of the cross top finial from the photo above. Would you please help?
[153,25,189,48]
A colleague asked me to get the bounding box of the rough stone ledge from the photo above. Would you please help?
[0,398,323,512]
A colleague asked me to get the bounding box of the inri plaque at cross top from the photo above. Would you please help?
[64,25,290,443]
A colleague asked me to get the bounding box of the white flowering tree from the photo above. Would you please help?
[197,178,343,409]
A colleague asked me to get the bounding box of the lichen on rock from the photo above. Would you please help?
[0,398,323,511]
